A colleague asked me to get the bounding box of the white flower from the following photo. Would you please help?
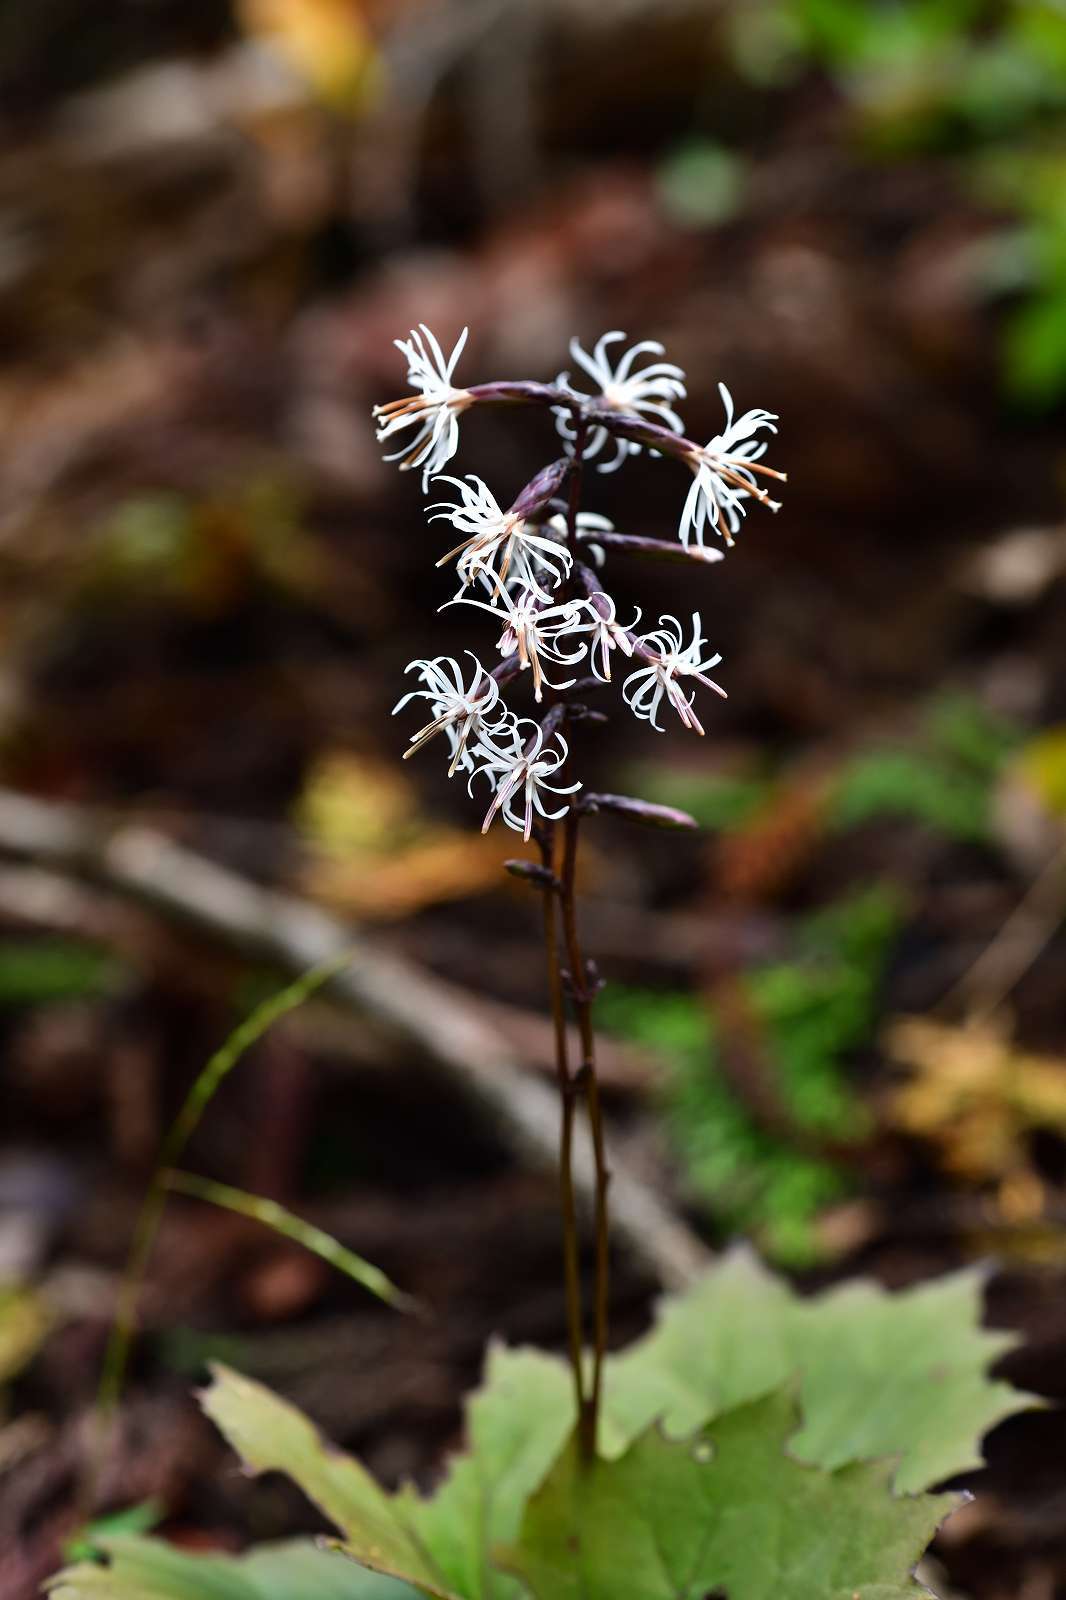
[546,510,613,568]
[393,652,505,775]
[678,383,784,549]
[373,326,472,489]
[623,612,726,736]
[565,592,640,683]
[554,331,686,473]
[445,579,587,702]
[471,723,582,840]
[429,475,572,597]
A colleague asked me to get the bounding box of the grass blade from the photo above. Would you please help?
[164,1169,422,1315]
[85,949,356,1512]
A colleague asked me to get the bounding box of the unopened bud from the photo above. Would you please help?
[509,458,572,521]
[504,859,560,889]
[467,380,564,408]
[580,792,699,831]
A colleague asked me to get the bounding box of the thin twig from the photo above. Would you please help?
[937,838,1066,1025]
[0,787,710,1293]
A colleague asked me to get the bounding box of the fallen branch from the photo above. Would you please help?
[0,788,710,1288]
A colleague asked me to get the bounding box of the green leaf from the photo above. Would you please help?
[398,1344,573,1600]
[199,1366,458,1598]
[164,1171,421,1314]
[200,1348,574,1600]
[603,1249,1038,1491]
[61,1254,1036,1600]
[789,1268,1034,1492]
[498,1390,958,1600]
[602,1247,794,1449]
[63,1501,163,1562]
[48,1536,417,1600]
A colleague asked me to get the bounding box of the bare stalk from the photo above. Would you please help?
[554,415,612,1460]
[537,824,586,1426]
[560,805,610,1460]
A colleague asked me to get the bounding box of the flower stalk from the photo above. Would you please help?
[379,327,783,1461]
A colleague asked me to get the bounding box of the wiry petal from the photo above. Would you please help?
[393,651,506,774]
[554,331,687,473]
[623,612,726,736]
[678,383,785,549]
[372,326,472,489]
[430,475,572,598]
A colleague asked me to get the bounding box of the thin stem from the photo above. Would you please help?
[537,825,586,1427]
[565,420,587,553]
[561,795,611,1463]
[556,414,611,1461]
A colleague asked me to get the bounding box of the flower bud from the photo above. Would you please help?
[580,792,699,831]
[504,859,561,889]
[467,380,566,408]
[509,458,572,521]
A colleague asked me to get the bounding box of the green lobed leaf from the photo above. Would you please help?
[789,1268,1034,1492]
[48,1535,417,1600]
[603,1248,1039,1492]
[200,1347,574,1600]
[123,1255,1035,1600]
[498,1389,958,1600]
[199,1365,458,1598]
[397,1344,573,1600]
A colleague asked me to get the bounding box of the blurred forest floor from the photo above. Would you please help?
[4,4,1066,1599]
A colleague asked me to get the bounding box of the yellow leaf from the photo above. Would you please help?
[884,1013,1066,1186]
[296,751,416,857]
[0,1286,49,1387]
[236,0,382,110]
[1015,727,1066,819]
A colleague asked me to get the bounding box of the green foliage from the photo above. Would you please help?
[51,1254,1035,1600]
[89,476,314,609]
[63,1505,163,1565]
[598,887,899,1263]
[725,0,1066,397]
[731,0,1066,142]
[619,762,773,831]
[656,140,746,227]
[832,749,991,840]
[50,1536,418,1600]
[199,1350,574,1600]
[606,1251,1034,1493]
[96,950,357,1437]
[499,1391,957,1600]
[629,695,1016,849]
[0,937,125,1008]
[830,693,1018,842]
[164,1171,420,1314]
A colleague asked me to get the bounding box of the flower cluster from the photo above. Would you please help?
[376,329,783,836]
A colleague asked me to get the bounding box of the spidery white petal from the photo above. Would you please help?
[554,331,687,473]
[373,325,472,489]
[393,652,507,775]
[470,724,582,840]
[678,383,785,549]
[623,612,726,736]
[430,474,572,598]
